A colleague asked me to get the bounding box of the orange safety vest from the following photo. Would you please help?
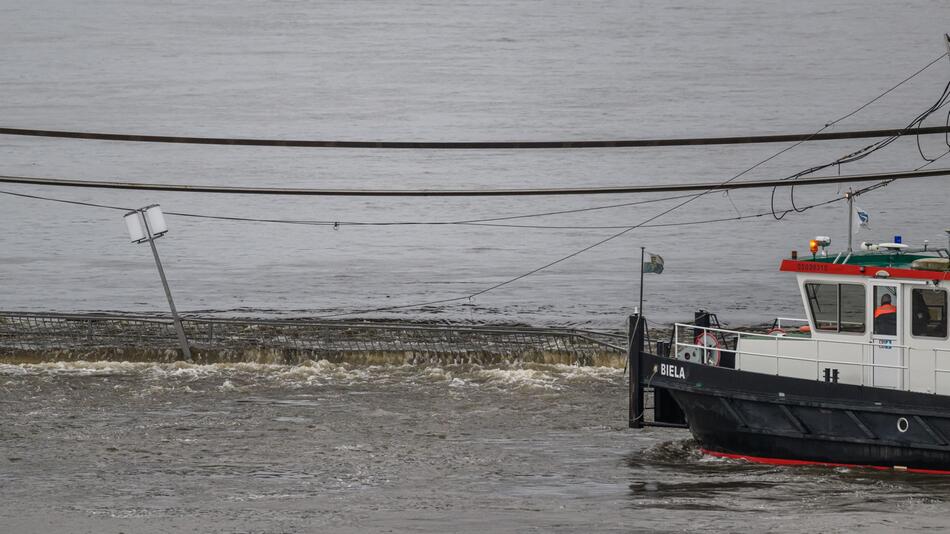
[874,303,896,318]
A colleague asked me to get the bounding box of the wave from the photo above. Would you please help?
[0,360,623,390]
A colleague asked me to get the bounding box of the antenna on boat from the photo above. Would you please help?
[846,188,854,253]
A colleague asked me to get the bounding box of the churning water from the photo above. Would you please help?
[3,1,950,531]
[5,361,950,533]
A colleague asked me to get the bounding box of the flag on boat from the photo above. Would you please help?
[643,252,664,274]
[853,207,870,233]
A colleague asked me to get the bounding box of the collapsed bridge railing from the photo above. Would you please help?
[0,312,627,367]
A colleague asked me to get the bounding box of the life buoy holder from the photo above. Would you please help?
[693,332,721,366]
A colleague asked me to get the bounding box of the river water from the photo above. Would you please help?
[3,1,950,532]
[4,361,950,533]
[2,0,950,329]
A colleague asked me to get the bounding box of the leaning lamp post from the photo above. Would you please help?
[124,204,193,361]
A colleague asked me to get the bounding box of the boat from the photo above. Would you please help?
[629,228,950,473]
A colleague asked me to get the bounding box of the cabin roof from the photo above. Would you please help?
[809,252,935,269]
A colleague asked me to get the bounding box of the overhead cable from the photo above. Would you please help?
[162,193,701,227]
[1,125,949,149]
[3,52,946,320]
[0,184,853,230]
[316,55,949,318]
[1,54,944,151]
[0,167,947,196]
[772,78,950,218]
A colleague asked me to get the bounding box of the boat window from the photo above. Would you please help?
[806,283,838,331]
[840,284,867,333]
[805,282,866,333]
[912,288,948,338]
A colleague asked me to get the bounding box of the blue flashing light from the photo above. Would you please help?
[894,235,902,244]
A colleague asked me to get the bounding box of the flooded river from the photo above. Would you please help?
[3,361,950,532]
[3,0,950,329]
[4,1,950,531]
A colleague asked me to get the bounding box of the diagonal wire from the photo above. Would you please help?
[317,53,950,318]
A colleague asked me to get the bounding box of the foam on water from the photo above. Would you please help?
[0,359,622,392]
[3,352,950,532]
[475,368,563,390]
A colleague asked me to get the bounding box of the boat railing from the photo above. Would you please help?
[771,317,809,331]
[932,348,950,390]
[673,323,909,389]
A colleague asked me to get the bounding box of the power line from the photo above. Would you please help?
[0,177,878,322]
[463,201,841,229]
[162,193,700,227]
[436,193,699,224]
[461,74,945,303]
[0,182,848,230]
[2,52,945,320]
[1,167,948,196]
[317,116,826,316]
[772,79,950,219]
[314,183,887,319]
[316,54,950,318]
[0,188,130,211]
[1,53,944,151]
[2,125,950,149]
[823,52,948,126]
[0,184,848,230]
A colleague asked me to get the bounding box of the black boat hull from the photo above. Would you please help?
[638,352,950,472]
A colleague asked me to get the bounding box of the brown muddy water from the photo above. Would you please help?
[3,360,950,533]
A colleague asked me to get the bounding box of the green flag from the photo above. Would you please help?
[643,253,664,274]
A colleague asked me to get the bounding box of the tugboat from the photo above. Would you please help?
[629,227,950,473]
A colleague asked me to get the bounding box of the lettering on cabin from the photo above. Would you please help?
[795,263,828,273]
[660,363,686,380]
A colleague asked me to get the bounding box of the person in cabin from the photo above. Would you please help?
[874,293,897,336]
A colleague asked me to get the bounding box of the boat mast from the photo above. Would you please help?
[846,188,854,253]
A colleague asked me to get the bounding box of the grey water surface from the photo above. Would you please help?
[3,1,950,532]
[2,0,950,329]
[4,361,950,533]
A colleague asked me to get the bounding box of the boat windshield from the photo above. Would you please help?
[804,282,866,333]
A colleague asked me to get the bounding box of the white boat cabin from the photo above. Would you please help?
[677,239,950,394]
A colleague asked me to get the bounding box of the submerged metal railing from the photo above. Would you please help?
[0,311,626,366]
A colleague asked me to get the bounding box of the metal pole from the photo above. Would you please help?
[846,190,854,253]
[639,247,645,315]
[628,314,644,429]
[140,211,192,361]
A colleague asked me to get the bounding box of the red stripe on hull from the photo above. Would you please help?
[702,449,950,475]
[779,259,950,281]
